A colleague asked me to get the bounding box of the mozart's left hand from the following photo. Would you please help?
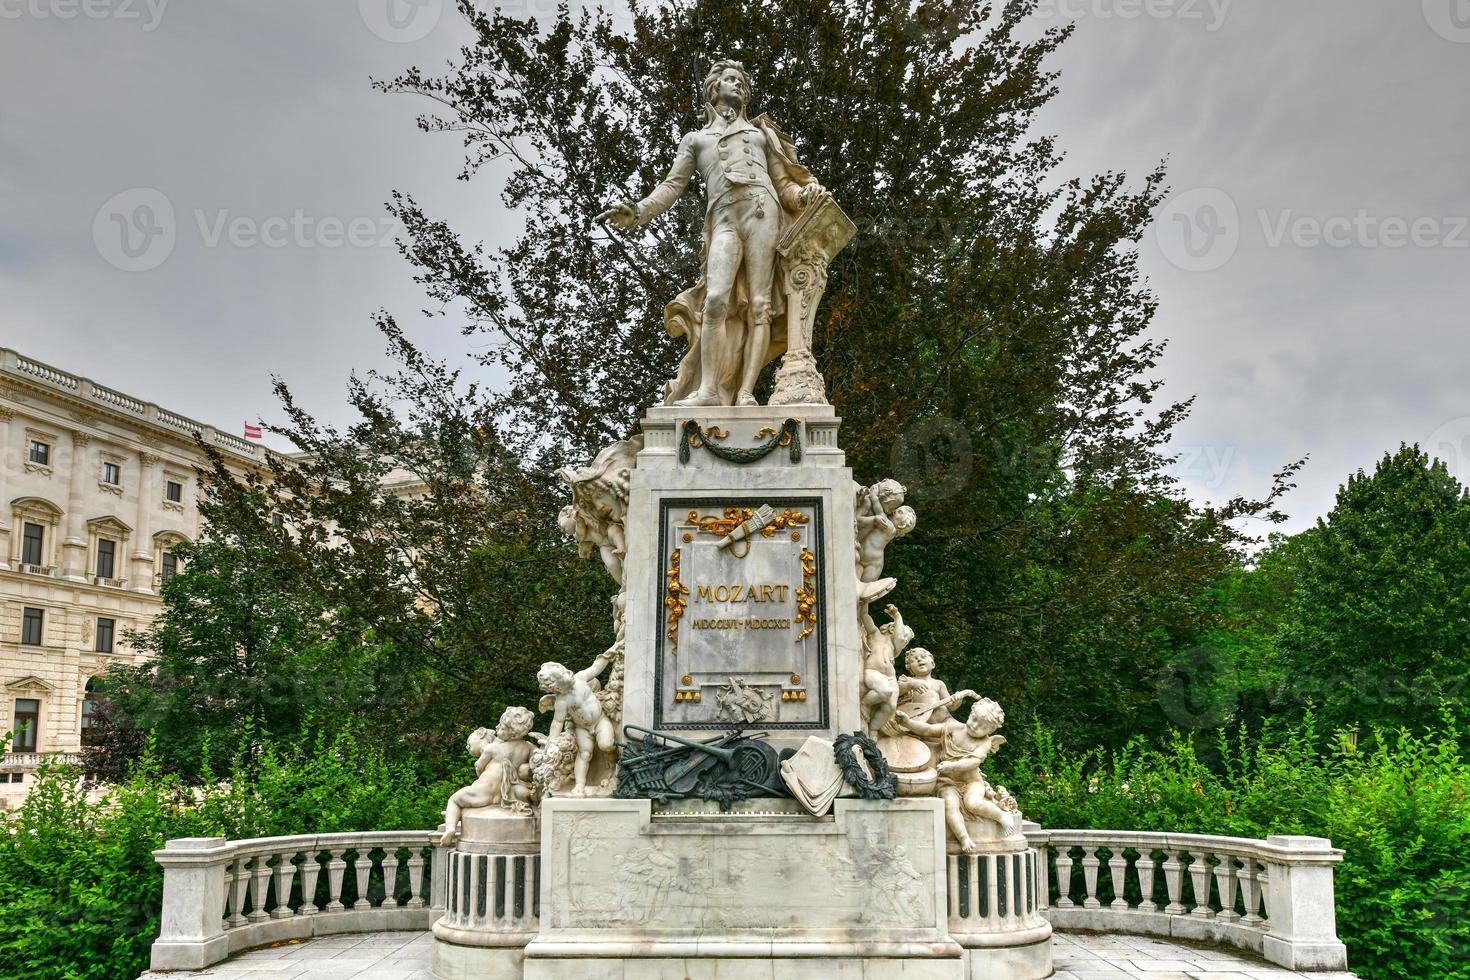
[798,182,825,208]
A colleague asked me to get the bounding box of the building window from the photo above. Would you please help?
[95,617,115,653]
[0,773,21,784]
[160,550,178,583]
[81,679,104,745]
[12,699,39,752]
[28,440,50,466]
[102,461,121,486]
[165,480,183,503]
[21,523,44,567]
[96,538,116,579]
[21,607,43,646]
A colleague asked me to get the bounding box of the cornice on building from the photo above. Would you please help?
[0,348,265,467]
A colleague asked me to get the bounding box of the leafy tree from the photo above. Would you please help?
[356,0,1293,746]
[1274,444,1470,733]
[91,519,384,777]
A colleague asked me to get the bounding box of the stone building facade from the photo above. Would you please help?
[0,347,262,808]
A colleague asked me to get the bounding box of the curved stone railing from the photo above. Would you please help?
[149,831,448,971]
[1026,828,1349,972]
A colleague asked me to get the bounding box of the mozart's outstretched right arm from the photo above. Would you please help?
[632,133,697,223]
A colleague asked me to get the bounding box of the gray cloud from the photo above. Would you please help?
[3,1,1466,530]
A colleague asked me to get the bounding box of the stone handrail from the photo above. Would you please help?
[150,831,449,971]
[1026,828,1348,971]
[2,751,84,769]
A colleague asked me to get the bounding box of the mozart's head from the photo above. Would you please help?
[703,60,752,118]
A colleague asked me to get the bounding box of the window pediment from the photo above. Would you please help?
[87,515,133,537]
[10,496,63,521]
[5,676,56,694]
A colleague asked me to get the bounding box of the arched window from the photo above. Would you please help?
[80,678,105,745]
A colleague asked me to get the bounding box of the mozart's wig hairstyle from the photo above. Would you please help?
[702,60,752,121]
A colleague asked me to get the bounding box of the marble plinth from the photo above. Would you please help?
[524,796,964,978]
[432,812,539,980]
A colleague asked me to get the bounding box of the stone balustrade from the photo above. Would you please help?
[150,825,1350,974]
[2,751,84,769]
[150,831,449,971]
[1027,828,1349,971]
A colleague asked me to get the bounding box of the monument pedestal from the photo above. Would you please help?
[524,796,965,979]
[431,811,539,980]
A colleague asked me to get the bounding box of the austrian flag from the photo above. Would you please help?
[243,423,263,440]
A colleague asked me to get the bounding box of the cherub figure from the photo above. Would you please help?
[440,706,542,846]
[855,478,916,586]
[859,602,914,736]
[900,697,1020,853]
[897,648,975,726]
[538,648,619,797]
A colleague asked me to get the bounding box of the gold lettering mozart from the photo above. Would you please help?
[695,583,791,604]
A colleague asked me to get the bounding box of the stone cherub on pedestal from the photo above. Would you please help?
[597,60,833,408]
[900,697,1022,853]
[896,648,973,725]
[537,645,620,798]
[440,706,542,846]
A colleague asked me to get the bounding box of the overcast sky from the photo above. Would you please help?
[2,0,1467,535]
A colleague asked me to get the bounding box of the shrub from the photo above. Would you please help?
[998,721,1470,980]
[0,734,451,980]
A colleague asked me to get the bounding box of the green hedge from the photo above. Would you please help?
[0,736,452,980]
[4,725,1466,980]
[996,721,1470,980]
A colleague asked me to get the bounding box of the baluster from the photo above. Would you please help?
[985,854,1000,923]
[1240,858,1264,925]
[407,849,427,909]
[299,850,322,915]
[248,855,272,923]
[1081,847,1101,909]
[352,848,373,910]
[1035,843,1050,911]
[221,862,235,931]
[381,848,401,909]
[1136,849,1159,912]
[1255,866,1271,922]
[271,851,297,919]
[1108,849,1129,910]
[1188,852,1214,918]
[1215,854,1241,922]
[1053,848,1075,909]
[227,857,250,928]
[325,849,348,912]
[1162,850,1186,914]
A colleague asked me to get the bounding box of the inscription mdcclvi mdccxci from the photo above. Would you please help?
[655,497,828,730]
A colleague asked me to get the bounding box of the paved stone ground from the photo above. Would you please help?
[140,930,1359,980]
